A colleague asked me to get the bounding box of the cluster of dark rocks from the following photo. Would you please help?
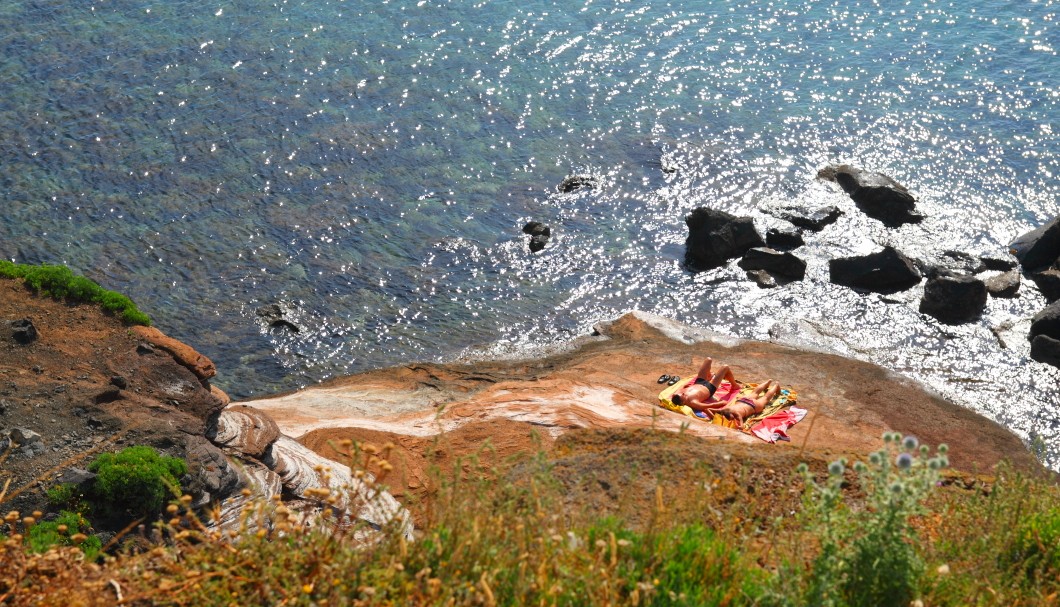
[1012,215,1060,367]
[681,163,1060,369]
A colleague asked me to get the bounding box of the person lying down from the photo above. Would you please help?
[667,357,781,423]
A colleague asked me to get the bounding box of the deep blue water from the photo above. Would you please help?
[1,0,1058,463]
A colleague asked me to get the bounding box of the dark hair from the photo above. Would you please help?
[671,393,683,405]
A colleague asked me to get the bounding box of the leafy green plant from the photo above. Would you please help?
[1008,506,1060,582]
[26,510,102,561]
[88,446,187,521]
[787,433,948,607]
[0,261,150,325]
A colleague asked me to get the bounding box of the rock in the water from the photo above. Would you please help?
[829,247,922,294]
[1009,215,1060,271]
[1030,269,1060,302]
[10,318,37,344]
[919,275,988,324]
[684,207,766,272]
[1031,334,1060,368]
[985,270,1021,298]
[255,304,302,333]
[817,164,923,227]
[765,205,842,231]
[980,252,1019,272]
[766,227,804,250]
[916,250,986,278]
[522,221,551,253]
[738,247,807,281]
[207,405,281,458]
[746,270,777,288]
[557,174,598,193]
[1030,300,1060,341]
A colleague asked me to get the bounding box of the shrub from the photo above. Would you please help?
[0,261,151,325]
[784,433,948,607]
[26,510,102,561]
[1008,507,1060,582]
[88,446,187,521]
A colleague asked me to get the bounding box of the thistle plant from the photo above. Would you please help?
[795,432,949,607]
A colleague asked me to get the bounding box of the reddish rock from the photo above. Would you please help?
[132,325,217,381]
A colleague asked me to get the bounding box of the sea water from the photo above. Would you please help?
[1,0,1058,464]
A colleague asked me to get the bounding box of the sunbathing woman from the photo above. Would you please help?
[669,357,740,413]
[713,380,781,423]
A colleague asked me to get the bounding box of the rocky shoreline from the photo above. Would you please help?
[0,271,1048,537]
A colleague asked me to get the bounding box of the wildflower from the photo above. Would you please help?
[853,461,867,473]
[796,462,808,474]
[869,452,882,465]
[883,432,894,443]
[937,443,948,455]
[903,435,919,450]
[896,453,913,470]
[828,460,845,476]
[890,481,904,494]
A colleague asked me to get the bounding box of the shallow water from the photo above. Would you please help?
[1,0,1058,464]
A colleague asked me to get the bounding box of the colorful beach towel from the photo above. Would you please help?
[657,377,802,442]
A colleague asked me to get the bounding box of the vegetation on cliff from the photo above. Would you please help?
[1,433,1058,606]
[0,261,150,325]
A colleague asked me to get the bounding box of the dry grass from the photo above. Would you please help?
[1,437,1059,606]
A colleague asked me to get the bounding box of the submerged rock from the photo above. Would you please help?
[256,303,302,333]
[557,174,599,193]
[985,270,1021,298]
[684,207,765,272]
[745,269,777,288]
[764,204,842,232]
[738,247,806,281]
[916,250,986,278]
[919,275,988,324]
[1009,215,1060,271]
[817,164,924,227]
[829,247,922,294]
[522,221,551,253]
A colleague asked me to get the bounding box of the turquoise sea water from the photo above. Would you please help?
[2,1,1058,462]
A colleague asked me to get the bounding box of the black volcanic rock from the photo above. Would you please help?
[684,207,765,272]
[1030,300,1060,342]
[766,227,804,250]
[1009,215,1060,271]
[1031,334,1060,368]
[817,164,924,227]
[738,247,806,281]
[1029,269,1060,302]
[765,205,843,232]
[919,275,988,324]
[829,247,922,294]
[10,318,37,344]
[522,221,551,253]
[557,174,599,193]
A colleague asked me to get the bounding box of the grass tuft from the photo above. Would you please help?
[0,261,150,325]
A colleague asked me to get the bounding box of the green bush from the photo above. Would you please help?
[88,446,187,521]
[0,261,150,325]
[782,433,949,607]
[1008,507,1060,582]
[27,510,102,560]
